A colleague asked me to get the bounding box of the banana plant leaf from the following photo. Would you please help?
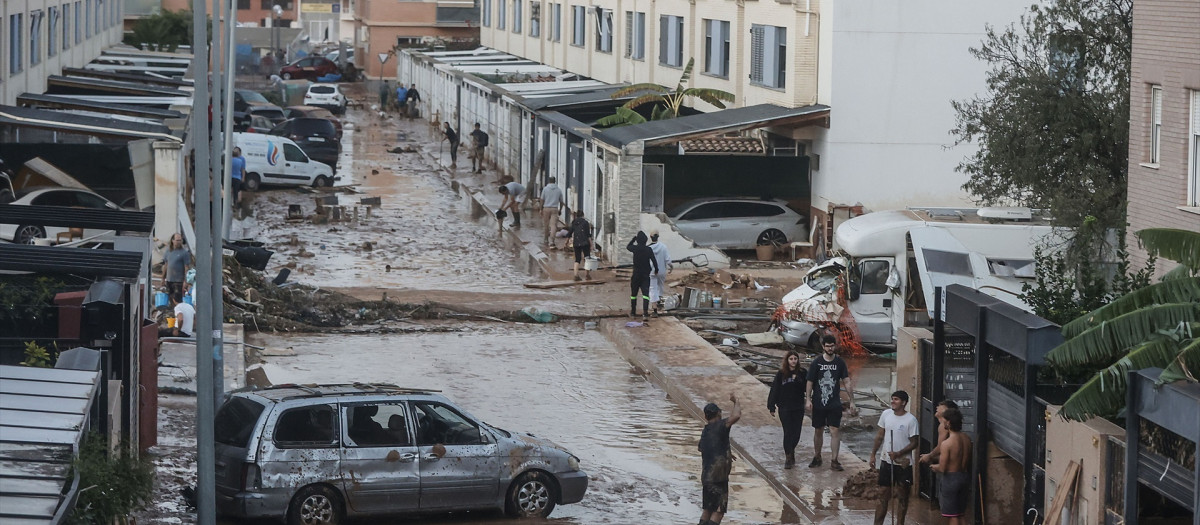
[1137,228,1200,271]
[1158,337,1200,385]
[1058,335,1185,421]
[1046,303,1200,369]
[1061,277,1200,338]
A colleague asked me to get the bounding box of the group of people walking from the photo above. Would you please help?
[698,335,972,525]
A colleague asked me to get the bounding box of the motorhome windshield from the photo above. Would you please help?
[804,266,841,292]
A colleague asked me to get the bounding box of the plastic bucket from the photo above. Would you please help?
[584,257,600,271]
[154,292,169,308]
[755,244,775,261]
[166,317,176,328]
[713,297,723,308]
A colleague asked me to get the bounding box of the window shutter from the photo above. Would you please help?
[775,27,786,88]
[750,25,763,83]
[625,11,633,57]
[673,16,683,66]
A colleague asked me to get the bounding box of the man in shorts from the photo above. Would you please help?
[497,181,526,228]
[697,394,741,525]
[805,334,858,471]
[932,406,971,524]
[918,399,958,465]
[568,211,593,281]
[869,391,919,525]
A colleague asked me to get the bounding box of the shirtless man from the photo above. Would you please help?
[919,399,958,465]
[931,406,971,524]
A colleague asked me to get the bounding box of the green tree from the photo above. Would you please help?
[1045,228,1200,421]
[595,58,735,128]
[951,0,1132,235]
[123,9,200,52]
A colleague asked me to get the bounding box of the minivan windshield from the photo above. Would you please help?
[238,90,270,104]
[215,397,266,447]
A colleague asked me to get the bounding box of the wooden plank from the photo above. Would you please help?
[523,280,606,289]
[1045,460,1080,524]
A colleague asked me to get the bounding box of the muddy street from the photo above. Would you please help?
[252,324,792,524]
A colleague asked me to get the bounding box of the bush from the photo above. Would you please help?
[67,433,154,525]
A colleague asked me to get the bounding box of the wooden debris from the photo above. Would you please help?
[523,279,606,289]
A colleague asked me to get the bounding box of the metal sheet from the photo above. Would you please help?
[0,459,70,479]
[0,367,98,385]
[0,410,84,431]
[0,478,64,497]
[0,395,89,415]
[0,427,80,446]
[594,103,830,148]
[0,380,95,399]
[0,443,71,462]
[0,495,59,518]
[0,244,145,278]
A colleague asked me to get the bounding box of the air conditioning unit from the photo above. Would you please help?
[977,207,1033,221]
[359,26,369,42]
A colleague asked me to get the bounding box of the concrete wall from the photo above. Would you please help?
[804,0,1029,215]
[1125,0,1200,274]
[1,0,125,106]
[1043,408,1124,525]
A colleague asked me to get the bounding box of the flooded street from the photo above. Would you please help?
[253,324,792,524]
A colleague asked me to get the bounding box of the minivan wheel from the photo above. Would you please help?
[312,175,330,188]
[15,225,47,244]
[286,485,343,525]
[243,173,262,192]
[505,471,557,518]
[757,229,788,247]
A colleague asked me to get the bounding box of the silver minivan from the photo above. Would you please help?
[213,384,588,524]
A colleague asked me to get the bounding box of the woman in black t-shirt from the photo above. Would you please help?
[768,350,806,469]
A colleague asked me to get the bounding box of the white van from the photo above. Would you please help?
[234,132,335,191]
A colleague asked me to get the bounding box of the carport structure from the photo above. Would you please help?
[1121,369,1199,524]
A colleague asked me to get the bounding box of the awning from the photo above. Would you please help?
[46,75,190,98]
[0,205,155,232]
[0,244,145,278]
[16,94,184,120]
[0,105,180,142]
[594,103,830,148]
[0,364,101,525]
[60,67,193,89]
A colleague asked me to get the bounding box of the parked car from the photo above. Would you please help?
[283,106,342,139]
[302,83,346,115]
[234,132,335,190]
[666,198,807,250]
[0,187,123,244]
[279,56,339,81]
[213,384,588,523]
[234,90,286,130]
[324,49,354,65]
[268,118,340,171]
[241,114,276,134]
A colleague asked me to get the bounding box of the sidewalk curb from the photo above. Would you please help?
[599,317,820,524]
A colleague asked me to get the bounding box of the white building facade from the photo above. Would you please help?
[1,0,125,106]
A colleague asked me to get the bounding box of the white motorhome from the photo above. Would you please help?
[779,207,1059,351]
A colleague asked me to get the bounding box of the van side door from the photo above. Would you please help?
[411,401,499,511]
[281,142,316,186]
[847,257,895,346]
[339,402,420,514]
[259,403,340,492]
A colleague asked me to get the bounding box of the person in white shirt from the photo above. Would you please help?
[498,181,527,228]
[648,231,670,314]
[869,390,919,525]
[540,178,564,247]
[171,292,196,338]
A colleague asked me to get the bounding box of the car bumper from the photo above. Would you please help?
[780,319,818,346]
[215,486,291,519]
[556,470,589,505]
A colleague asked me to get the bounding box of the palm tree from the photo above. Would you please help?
[1045,228,1200,421]
[594,58,735,128]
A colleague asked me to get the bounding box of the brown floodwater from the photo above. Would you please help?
[253,323,792,524]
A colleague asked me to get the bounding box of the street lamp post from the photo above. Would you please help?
[272,4,283,75]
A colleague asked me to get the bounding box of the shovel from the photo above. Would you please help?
[596,254,710,271]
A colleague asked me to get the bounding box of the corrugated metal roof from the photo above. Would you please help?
[0,244,145,278]
[16,94,184,120]
[594,103,830,148]
[60,68,193,88]
[0,105,178,141]
[0,365,100,525]
[519,86,631,110]
[46,75,190,98]
[0,205,156,232]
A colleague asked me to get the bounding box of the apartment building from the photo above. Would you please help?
[480,0,1029,224]
[1126,0,1200,271]
[352,0,479,79]
[2,0,125,106]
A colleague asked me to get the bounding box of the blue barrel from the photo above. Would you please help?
[154,291,169,308]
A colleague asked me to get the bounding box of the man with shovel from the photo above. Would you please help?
[869,390,920,525]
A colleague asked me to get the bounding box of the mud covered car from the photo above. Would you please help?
[214,384,588,524]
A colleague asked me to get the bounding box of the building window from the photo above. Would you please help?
[48,7,59,58]
[625,11,644,59]
[482,0,490,27]
[97,0,104,31]
[529,1,540,37]
[237,0,251,8]
[9,14,22,74]
[704,19,729,78]
[658,15,683,67]
[74,2,81,44]
[497,0,505,30]
[750,24,786,89]
[571,5,585,47]
[594,8,612,53]
[31,10,44,66]
[1189,90,1200,207]
[513,0,522,33]
[1150,85,1163,165]
[550,3,560,42]
[61,3,69,50]
[85,0,91,38]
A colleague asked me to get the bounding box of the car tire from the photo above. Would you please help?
[282,72,293,80]
[286,484,343,525]
[312,176,330,188]
[15,225,47,244]
[243,173,262,192]
[505,471,558,518]
[757,229,788,248]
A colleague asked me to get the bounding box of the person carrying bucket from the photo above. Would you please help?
[567,211,594,281]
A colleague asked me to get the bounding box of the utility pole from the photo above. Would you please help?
[209,0,227,411]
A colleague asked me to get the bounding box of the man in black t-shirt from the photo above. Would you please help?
[698,394,741,525]
[469,123,489,173]
[805,334,858,471]
[568,211,593,281]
